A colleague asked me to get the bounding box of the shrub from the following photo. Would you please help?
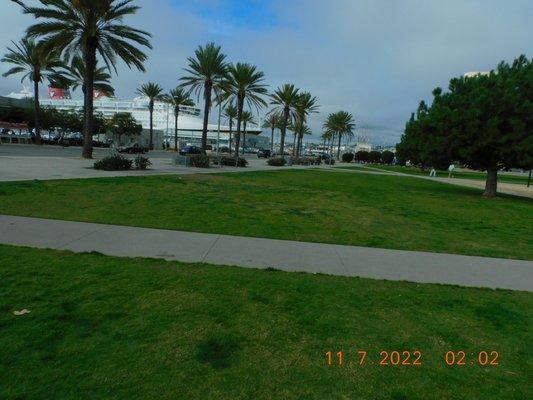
[219,156,248,167]
[368,150,382,163]
[94,154,132,171]
[267,157,287,166]
[381,150,395,164]
[188,154,210,168]
[134,155,151,170]
[323,157,336,165]
[289,157,321,166]
[342,153,355,163]
[355,151,369,163]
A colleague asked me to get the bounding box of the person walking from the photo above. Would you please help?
[448,163,455,178]
[429,168,437,177]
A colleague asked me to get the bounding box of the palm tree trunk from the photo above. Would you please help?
[337,133,342,160]
[234,97,244,158]
[82,39,97,159]
[228,119,233,154]
[174,106,179,151]
[270,128,274,153]
[292,131,297,156]
[328,135,335,165]
[279,107,289,157]
[483,168,498,197]
[202,83,212,154]
[242,122,247,155]
[32,79,42,145]
[149,101,154,150]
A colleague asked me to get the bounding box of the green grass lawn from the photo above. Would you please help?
[1,245,531,400]
[1,170,531,259]
[340,164,531,184]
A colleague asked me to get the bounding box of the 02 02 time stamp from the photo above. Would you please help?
[325,350,500,367]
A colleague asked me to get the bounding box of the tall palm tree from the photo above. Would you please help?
[223,102,237,153]
[225,62,267,158]
[294,91,319,156]
[262,113,280,153]
[323,111,355,160]
[14,0,152,158]
[292,120,312,157]
[2,38,63,145]
[136,82,164,150]
[56,55,114,97]
[321,131,335,165]
[290,123,298,156]
[269,84,300,156]
[180,42,228,153]
[240,110,256,154]
[167,87,194,151]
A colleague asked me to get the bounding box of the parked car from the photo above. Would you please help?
[179,145,202,156]
[93,139,111,148]
[117,143,147,154]
[257,149,272,158]
[41,132,62,145]
[60,132,83,146]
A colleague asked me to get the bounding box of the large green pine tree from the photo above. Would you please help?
[397,55,532,197]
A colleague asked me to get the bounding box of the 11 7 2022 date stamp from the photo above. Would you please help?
[325,350,499,367]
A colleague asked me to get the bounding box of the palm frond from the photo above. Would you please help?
[16,0,151,74]
[179,42,228,102]
[136,82,165,99]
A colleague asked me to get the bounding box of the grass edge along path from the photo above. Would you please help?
[336,164,531,185]
[0,170,531,260]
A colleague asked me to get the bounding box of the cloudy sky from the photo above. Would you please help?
[1,0,532,144]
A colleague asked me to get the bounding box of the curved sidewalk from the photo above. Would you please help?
[1,215,531,292]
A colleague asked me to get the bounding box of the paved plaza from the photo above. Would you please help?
[0,144,304,181]
[1,144,531,200]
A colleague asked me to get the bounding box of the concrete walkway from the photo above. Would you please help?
[334,165,533,199]
[1,215,531,292]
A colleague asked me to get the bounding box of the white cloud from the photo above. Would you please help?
[1,0,531,144]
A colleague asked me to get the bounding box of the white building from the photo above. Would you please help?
[6,88,262,148]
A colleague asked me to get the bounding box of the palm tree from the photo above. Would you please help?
[290,123,298,156]
[56,55,114,97]
[2,38,63,145]
[240,110,256,154]
[262,113,280,153]
[223,102,237,153]
[225,62,267,158]
[294,91,319,156]
[292,120,312,157]
[14,0,152,158]
[269,84,300,156]
[180,43,228,153]
[321,131,335,165]
[323,111,355,160]
[167,87,194,151]
[136,83,165,150]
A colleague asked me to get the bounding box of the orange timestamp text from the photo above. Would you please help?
[325,350,499,367]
